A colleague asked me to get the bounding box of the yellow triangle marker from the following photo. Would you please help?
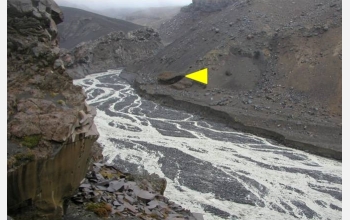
[185,68,208,85]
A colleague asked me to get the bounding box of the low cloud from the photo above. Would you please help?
[55,0,192,9]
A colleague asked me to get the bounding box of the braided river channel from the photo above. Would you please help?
[74,70,341,220]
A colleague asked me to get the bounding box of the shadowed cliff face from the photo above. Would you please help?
[7,0,99,218]
[7,138,97,218]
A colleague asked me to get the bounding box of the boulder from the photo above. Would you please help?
[157,72,186,84]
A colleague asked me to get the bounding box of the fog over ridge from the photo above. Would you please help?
[55,0,192,9]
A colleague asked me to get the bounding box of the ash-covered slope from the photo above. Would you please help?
[130,0,342,159]
[57,6,143,49]
[159,0,239,44]
[7,0,99,218]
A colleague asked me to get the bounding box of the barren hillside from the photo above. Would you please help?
[129,0,342,157]
[57,7,142,49]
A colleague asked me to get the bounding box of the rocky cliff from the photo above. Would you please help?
[7,0,99,219]
[60,28,163,79]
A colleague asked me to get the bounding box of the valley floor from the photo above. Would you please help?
[71,70,341,220]
[133,75,341,161]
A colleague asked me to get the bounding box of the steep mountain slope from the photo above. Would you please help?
[55,1,141,20]
[57,6,142,49]
[129,0,342,159]
[54,0,93,11]
[159,0,239,44]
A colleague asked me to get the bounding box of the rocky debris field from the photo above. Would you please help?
[65,163,203,220]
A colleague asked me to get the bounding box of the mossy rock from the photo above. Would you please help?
[14,152,35,166]
[50,92,59,97]
[85,202,111,218]
[57,100,66,105]
[7,157,16,169]
[21,135,41,149]
[100,169,117,179]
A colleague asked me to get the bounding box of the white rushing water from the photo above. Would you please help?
[74,70,342,220]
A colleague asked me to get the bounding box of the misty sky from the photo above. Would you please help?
[55,0,192,9]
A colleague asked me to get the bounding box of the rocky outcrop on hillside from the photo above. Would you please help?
[60,28,163,79]
[182,0,238,12]
[129,0,342,159]
[7,0,99,219]
[57,6,143,49]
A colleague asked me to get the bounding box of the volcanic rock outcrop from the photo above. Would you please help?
[7,0,99,218]
[60,28,163,79]
[182,0,238,12]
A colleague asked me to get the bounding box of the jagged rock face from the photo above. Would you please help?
[7,0,99,218]
[60,28,163,79]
